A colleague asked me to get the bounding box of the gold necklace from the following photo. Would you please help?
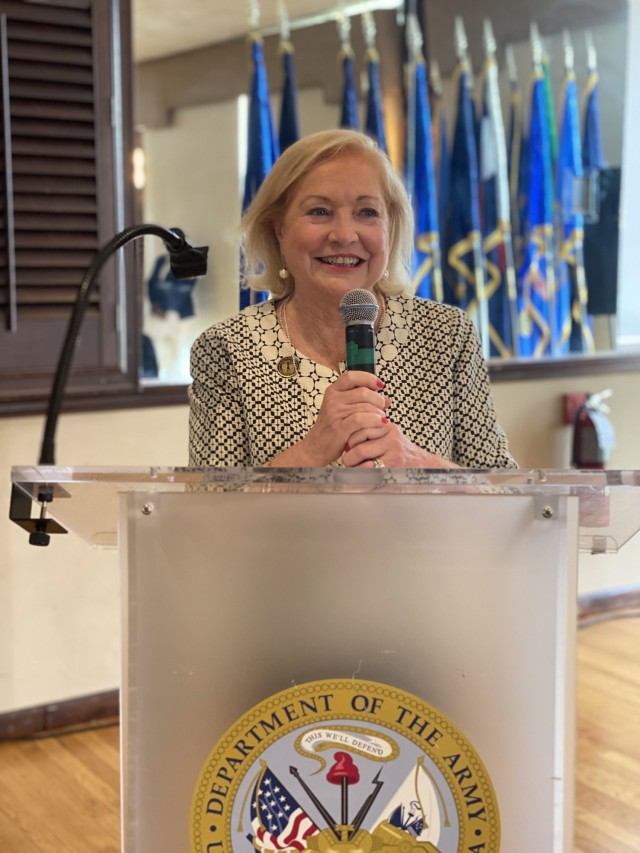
[276,292,386,378]
[276,297,317,429]
[276,297,300,377]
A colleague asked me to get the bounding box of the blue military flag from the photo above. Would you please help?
[478,21,519,357]
[240,33,279,309]
[364,47,387,152]
[339,49,360,130]
[517,53,555,357]
[242,35,279,211]
[582,63,605,177]
[582,34,606,223]
[337,12,359,130]
[431,60,450,253]
[278,41,300,153]
[505,45,526,267]
[556,44,594,354]
[361,10,386,151]
[581,34,616,319]
[405,13,442,302]
[540,41,558,171]
[443,18,488,353]
[277,3,299,153]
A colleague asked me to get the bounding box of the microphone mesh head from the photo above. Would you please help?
[339,289,379,324]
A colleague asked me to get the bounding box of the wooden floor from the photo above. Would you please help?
[0,617,638,852]
[574,616,640,853]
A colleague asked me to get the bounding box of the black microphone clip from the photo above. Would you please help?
[163,227,209,279]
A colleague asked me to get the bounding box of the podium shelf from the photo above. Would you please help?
[10,466,640,553]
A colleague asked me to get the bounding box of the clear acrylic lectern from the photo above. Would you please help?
[10,466,640,853]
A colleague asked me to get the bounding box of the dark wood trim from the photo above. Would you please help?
[0,381,188,417]
[0,688,119,740]
[3,349,638,418]
[489,352,640,382]
[578,586,640,627]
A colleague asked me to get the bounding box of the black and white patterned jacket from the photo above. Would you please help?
[188,295,516,469]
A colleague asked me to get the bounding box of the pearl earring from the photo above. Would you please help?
[382,269,389,280]
[278,268,290,280]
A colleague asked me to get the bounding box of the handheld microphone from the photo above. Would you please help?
[339,289,379,374]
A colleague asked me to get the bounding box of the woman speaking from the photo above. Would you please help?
[189,129,516,470]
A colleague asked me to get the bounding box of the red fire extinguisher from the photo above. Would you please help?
[571,390,615,469]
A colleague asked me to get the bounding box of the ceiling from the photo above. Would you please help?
[132,0,402,63]
[132,0,627,68]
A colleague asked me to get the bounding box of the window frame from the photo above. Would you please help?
[0,0,143,417]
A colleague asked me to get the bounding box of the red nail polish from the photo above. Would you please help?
[344,443,351,452]
[376,378,384,388]
[381,416,389,424]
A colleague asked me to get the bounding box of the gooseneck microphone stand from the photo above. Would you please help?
[10,223,209,545]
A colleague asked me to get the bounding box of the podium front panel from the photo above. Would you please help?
[121,489,577,853]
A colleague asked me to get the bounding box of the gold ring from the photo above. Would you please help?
[373,458,385,468]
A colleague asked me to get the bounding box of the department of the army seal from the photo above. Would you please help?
[191,679,499,852]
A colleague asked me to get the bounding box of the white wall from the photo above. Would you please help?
[140,99,242,383]
[492,374,640,598]
[141,88,337,382]
[617,0,640,342]
[1,406,188,714]
[2,19,640,714]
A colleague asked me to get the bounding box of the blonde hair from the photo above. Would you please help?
[240,129,414,299]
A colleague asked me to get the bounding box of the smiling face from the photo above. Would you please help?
[275,152,389,304]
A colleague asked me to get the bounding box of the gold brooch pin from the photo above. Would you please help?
[277,355,300,377]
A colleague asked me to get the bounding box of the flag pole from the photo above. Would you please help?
[532,22,559,356]
[584,30,614,347]
[560,30,594,353]
[406,10,442,302]
[430,57,443,175]
[337,5,360,130]
[404,0,418,201]
[361,9,388,152]
[430,58,446,303]
[277,0,300,152]
[482,19,520,356]
[240,0,278,308]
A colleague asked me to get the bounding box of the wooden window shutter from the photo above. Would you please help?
[0,0,135,413]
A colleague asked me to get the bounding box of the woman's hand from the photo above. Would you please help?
[302,370,390,464]
[285,371,390,466]
[342,419,459,469]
